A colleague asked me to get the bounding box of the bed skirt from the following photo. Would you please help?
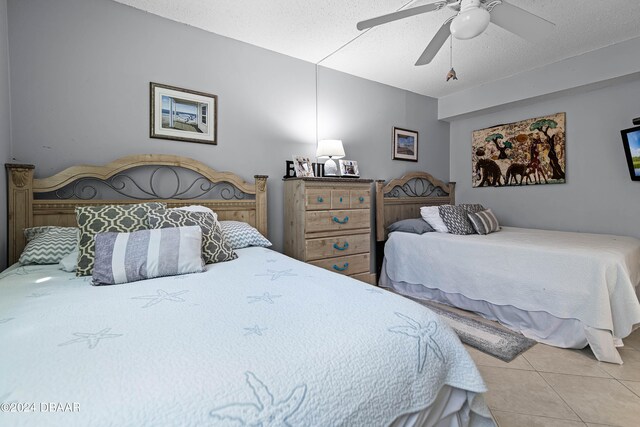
[380,260,636,364]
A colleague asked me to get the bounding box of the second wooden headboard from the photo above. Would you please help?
[375,172,455,242]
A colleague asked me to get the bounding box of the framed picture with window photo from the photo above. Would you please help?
[150,82,217,145]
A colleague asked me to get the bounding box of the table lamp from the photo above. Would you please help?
[316,139,345,176]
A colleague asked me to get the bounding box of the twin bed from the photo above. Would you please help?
[375,172,640,364]
[0,156,493,427]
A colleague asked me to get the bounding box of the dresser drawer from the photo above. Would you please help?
[305,209,370,233]
[350,190,370,209]
[309,253,370,276]
[331,190,350,209]
[305,189,331,210]
[305,233,370,261]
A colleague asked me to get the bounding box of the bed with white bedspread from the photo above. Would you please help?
[0,247,492,427]
[375,172,640,365]
[380,227,640,364]
[2,155,493,426]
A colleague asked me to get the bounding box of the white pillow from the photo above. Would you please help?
[420,206,449,233]
[59,249,79,272]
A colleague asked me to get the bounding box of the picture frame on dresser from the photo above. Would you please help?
[338,160,360,177]
[393,127,418,162]
[150,82,217,145]
[292,156,315,177]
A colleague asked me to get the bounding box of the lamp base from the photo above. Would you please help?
[323,158,338,176]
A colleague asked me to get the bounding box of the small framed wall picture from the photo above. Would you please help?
[339,159,360,177]
[150,82,217,145]
[293,155,315,177]
[393,127,418,162]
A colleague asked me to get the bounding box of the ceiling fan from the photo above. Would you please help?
[356,0,555,66]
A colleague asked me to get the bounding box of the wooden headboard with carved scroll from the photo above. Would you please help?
[375,172,455,242]
[5,154,268,265]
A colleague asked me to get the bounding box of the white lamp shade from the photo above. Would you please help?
[316,139,345,159]
[450,7,490,40]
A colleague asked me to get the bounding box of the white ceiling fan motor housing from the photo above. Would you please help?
[450,0,491,40]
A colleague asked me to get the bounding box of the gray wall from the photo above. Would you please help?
[449,76,640,238]
[0,0,11,270]
[6,0,448,257]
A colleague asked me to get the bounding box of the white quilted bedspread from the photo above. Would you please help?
[384,227,640,339]
[0,247,491,427]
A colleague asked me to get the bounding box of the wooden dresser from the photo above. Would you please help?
[284,177,376,285]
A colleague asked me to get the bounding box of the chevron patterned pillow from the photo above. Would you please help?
[219,221,271,249]
[148,209,237,264]
[19,226,79,265]
[75,203,166,276]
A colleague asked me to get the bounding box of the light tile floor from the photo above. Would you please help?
[465,328,640,427]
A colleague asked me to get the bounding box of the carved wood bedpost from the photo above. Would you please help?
[254,175,268,238]
[375,180,386,242]
[5,164,35,265]
[449,182,456,205]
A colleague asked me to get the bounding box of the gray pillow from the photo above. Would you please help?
[468,209,501,235]
[148,209,237,264]
[92,226,205,285]
[387,218,434,235]
[438,204,485,235]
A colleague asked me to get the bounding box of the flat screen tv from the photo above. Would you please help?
[621,125,640,181]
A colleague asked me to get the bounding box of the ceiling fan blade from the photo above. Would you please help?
[357,3,442,31]
[489,1,555,41]
[415,19,452,66]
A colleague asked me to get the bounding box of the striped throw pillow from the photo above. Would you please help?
[92,226,204,286]
[19,226,79,265]
[467,209,500,235]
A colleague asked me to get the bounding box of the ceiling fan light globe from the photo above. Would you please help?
[450,7,490,40]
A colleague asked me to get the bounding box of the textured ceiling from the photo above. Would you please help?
[113,0,640,98]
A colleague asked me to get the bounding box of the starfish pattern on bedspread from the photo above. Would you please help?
[0,267,29,279]
[58,328,123,349]
[244,325,268,336]
[131,289,189,308]
[26,292,50,298]
[210,372,307,427]
[255,269,297,280]
[247,293,282,304]
[0,318,14,324]
[389,312,444,372]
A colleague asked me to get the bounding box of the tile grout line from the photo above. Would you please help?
[490,407,589,425]
[618,378,640,398]
[535,370,586,424]
[522,349,615,379]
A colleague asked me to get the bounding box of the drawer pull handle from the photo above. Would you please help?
[333,242,349,251]
[317,196,324,203]
[359,196,364,203]
[340,197,343,203]
[333,263,349,272]
[332,216,349,224]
